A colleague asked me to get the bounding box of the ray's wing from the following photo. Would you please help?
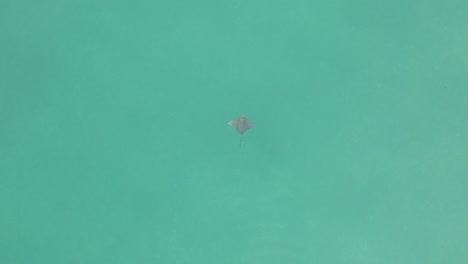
[228,119,239,128]
[227,119,240,134]
[243,118,256,129]
[236,118,255,134]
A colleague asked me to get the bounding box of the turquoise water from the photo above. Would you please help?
[1,1,467,263]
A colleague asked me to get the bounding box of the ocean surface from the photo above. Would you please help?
[1,1,467,263]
